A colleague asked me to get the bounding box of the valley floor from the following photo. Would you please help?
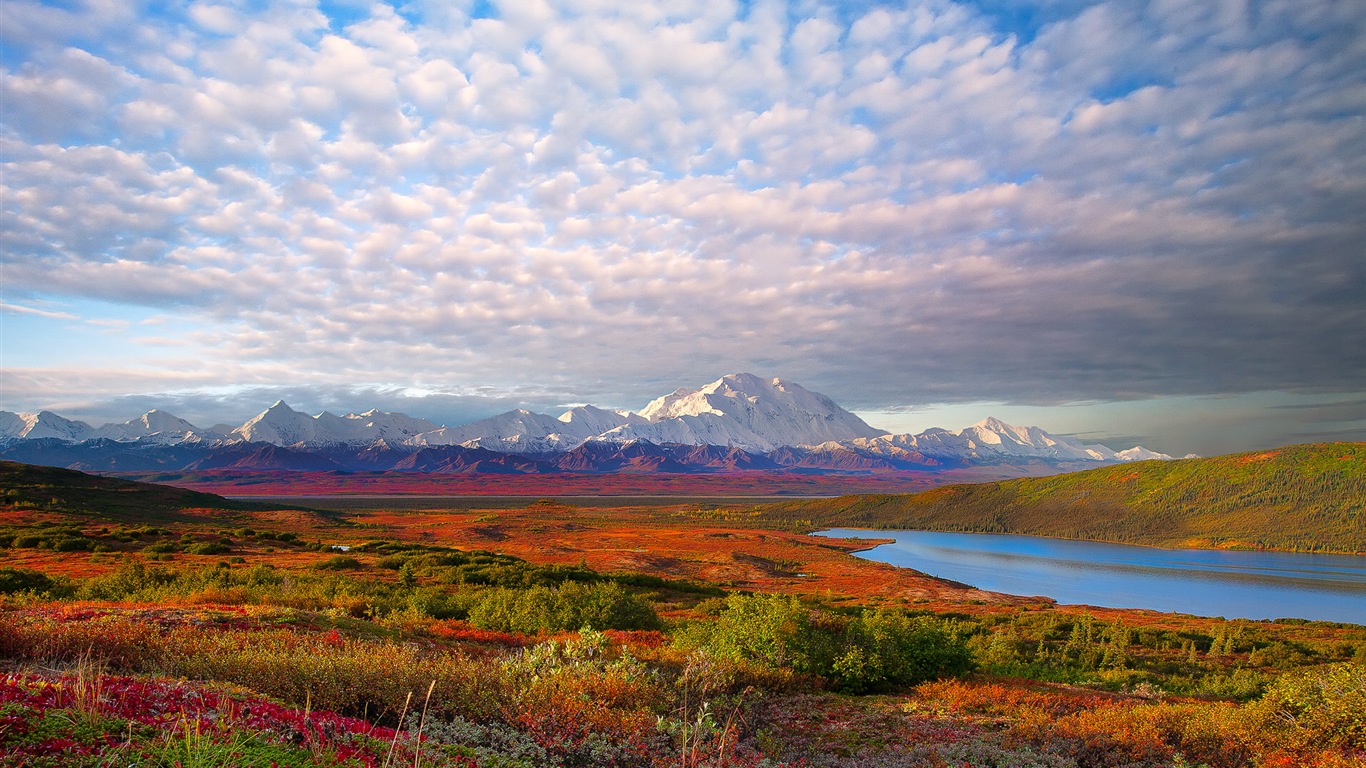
[2,491,1363,767]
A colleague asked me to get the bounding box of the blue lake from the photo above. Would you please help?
[814,529,1366,624]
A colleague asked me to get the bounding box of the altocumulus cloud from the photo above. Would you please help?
[1,0,1363,417]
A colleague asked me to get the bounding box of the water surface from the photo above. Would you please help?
[815,529,1366,624]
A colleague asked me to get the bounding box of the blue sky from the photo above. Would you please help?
[2,0,1363,456]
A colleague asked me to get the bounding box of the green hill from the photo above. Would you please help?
[759,443,1366,553]
[0,460,303,524]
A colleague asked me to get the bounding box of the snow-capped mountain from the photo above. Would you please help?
[414,409,585,453]
[0,410,95,442]
[0,411,28,441]
[603,373,887,452]
[92,410,224,444]
[413,405,644,454]
[339,408,443,442]
[232,401,442,446]
[558,405,645,435]
[1114,446,1171,462]
[233,401,334,445]
[0,374,1174,468]
[828,416,1154,464]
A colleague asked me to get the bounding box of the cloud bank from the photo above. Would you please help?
[2,0,1363,433]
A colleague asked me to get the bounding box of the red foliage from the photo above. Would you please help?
[0,671,419,766]
[428,619,532,647]
[604,629,668,649]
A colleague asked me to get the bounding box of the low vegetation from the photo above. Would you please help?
[1,460,1364,766]
[758,443,1366,553]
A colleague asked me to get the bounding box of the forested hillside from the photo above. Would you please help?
[759,443,1366,553]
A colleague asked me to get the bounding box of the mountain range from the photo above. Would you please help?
[0,373,1172,474]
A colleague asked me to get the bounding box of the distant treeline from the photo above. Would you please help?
[756,443,1366,554]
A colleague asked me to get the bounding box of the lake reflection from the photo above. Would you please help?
[814,529,1366,624]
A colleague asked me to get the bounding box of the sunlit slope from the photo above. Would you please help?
[0,460,305,524]
[761,443,1366,553]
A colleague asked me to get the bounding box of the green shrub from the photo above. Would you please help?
[693,594,973,692]
[468,581,660,634]
[77,560,179,600]
[314,555,363,570]
[0,568,56,595]
[51,537,92,552]
[837,609,975,693]
[1254,662,1366,749]
[184,542,230,555]
[696,593,821,670]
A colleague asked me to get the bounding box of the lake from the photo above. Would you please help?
[814,529,1366,624]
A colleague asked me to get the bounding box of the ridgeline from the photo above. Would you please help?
[760,443,1366,554]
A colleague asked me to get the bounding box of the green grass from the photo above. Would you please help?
[757,443,1366,553]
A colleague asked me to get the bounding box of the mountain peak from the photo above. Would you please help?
[850,417,1171,464]
[5,410,95,441]
[623,373,886,451]
[89,408,216,444]
[707,372,772,394]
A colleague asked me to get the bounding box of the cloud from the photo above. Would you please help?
[1,0,1362,442]
[0,302,79,321]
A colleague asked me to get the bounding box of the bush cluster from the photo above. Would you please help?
[467,581,662,634]
[0,567,57,596]
[686,593,973,693]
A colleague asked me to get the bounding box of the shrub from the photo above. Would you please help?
[695,594,974,692]
[184,542,231,555]
[77,560,180,600]
[51,536,93,552]
[0,568,56,595]
[1253,662,1366,750]
[498,629,664,762]
[836,609,975,693]
[377,554,408,570]
[696,593,821,670]
[468,581,661,634]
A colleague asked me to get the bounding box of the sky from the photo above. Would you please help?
[1,0,1364,457]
